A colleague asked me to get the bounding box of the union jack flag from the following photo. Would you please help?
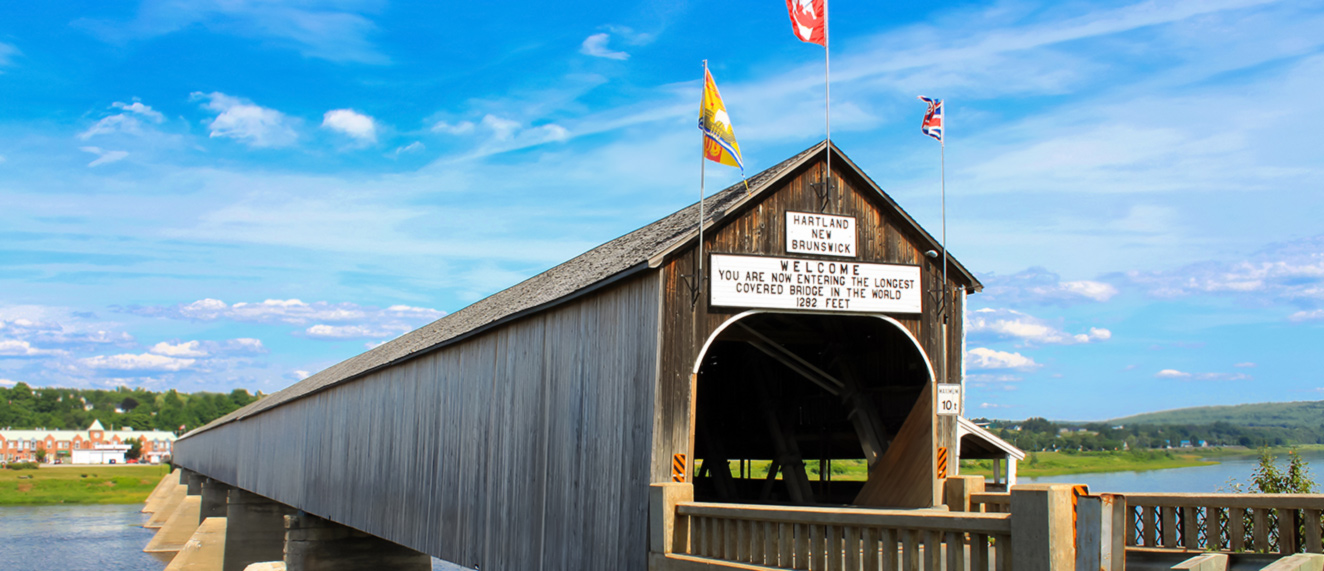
[918,96,943,143]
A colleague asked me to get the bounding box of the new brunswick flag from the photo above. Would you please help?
[699,68,744,171]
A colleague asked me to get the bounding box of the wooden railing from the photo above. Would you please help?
[673,502,1011,571]
[1126,493,1324,555]
[969,492,1010,514]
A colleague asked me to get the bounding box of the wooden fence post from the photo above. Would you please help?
[650,482,694,555]
[1011,484,1075,571]
[946,475,986,512]
[1076,493,1127,571]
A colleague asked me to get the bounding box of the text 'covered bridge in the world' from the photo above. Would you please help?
[172,142,1029,571]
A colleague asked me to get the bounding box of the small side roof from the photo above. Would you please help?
[182,141,983,439]
[957,417,1026,460]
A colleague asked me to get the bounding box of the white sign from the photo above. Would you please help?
[937,384,961,416]
[786,212,856,257]
[710,254,922,313]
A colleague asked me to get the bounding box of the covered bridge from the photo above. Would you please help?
[173,141,989,571]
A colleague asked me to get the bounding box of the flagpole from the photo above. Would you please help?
[940,115,948,386]
[824,0,832,210]
[699,61,708,311]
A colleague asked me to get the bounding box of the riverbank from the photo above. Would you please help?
[963,445,1324,478]
[0,464,171,505]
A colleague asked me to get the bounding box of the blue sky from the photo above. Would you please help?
[1,0,1321,420]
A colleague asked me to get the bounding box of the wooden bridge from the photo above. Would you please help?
[155,142,1324,571]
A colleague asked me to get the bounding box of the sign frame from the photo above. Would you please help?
[936,384,961,416]
[785,211,858,258]
[707,252,924,315]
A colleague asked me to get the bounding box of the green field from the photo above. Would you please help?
[0,464,171,505]
[707,447,1321,482]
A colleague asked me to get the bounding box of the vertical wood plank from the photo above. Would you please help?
[924,530,941,571]
[828,525,843,571]
[1208,507,1223,551]
[862,528,878,571]
[1142,506,1157,547]
[1183,506,1200,550]
[1162,505,1178,548]
[881,528,898,571]
[993,534,1010,571]
[971,534,989,571]
[1254,508,1269,552]
[1280,509,1298,555]
[844,527,861,571]
[1305,509,1322,554]
[811,524,824,571]
[1231,508,1246,551]
[1127,506,1137,546]
[725,518,737,561]
[781,522,794,568]
[901,529,918,571]
[946,531,965,571]
[795,523,810,571]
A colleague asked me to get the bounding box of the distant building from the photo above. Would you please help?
[0,420,176,464]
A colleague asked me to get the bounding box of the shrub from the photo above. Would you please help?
[4,462,40,470]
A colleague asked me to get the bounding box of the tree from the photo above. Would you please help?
[1250,449,1316,494]
[120,396,140,412]
[35,449,46,463]
[126,438,142,461]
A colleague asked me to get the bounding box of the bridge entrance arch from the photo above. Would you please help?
[690,310,936,508]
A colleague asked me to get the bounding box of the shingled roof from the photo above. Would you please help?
[183,141,980,438]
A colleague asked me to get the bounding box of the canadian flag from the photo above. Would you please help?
[786,0,826,46]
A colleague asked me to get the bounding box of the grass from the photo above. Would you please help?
[704,447,1317,482]
[0,464,171,506]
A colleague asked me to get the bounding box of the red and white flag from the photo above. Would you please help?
[786,0,826,46]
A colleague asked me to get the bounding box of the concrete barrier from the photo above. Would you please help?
[144,469,184,513]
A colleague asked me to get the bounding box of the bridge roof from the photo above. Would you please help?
[182,141,982,439]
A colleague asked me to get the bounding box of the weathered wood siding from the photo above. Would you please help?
[652,155,970,497]
[176,272,660,571]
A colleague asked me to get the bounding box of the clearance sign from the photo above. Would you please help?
[710,254,922,314]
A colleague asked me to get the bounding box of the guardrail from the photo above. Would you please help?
[1125,493,1324,555]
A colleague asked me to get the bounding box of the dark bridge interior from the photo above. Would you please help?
[693,312,930,506]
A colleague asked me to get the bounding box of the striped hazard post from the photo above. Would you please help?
[672,453,687,482]
[937,446,948,479]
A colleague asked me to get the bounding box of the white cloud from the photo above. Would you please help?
[79,99,166,140]
[191,92,297,148]
[481,115,522,141]
[1290,309,1324,322]
[979,402,1020,409]
[581,33,630,60]
[1155,368,1252,381]
[1234,362,1256,368]
[79,146,130,167]
[978,268,1118,305]
[149,340,209,357]
[966,347,1040,370]
[120,299,444,341]
[78,2,388,64]
[390,141,424,157]
[0,379,15,387]
[303,323,410,340]
[112,100,165,122]
[293,370,311,380]
[968,308,1111,345]
[0,340,68,357]
[321,109,377,143]
[431,121,475,135]
[80,352,195,372]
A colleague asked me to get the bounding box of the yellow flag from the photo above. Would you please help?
[699,68,744,170]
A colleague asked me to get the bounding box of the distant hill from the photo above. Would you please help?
[1110,400,1324,429]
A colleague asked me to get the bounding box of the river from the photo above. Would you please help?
[1021,449,1324,493]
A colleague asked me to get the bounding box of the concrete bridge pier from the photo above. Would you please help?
[199,478,231,524]
[223,489,297,571]
[283,514,430,571]
[184,469,205,495]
